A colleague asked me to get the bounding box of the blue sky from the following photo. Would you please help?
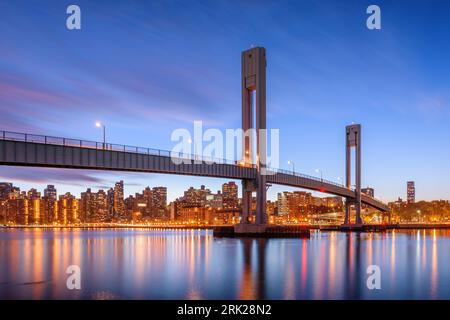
[0,0,449,202]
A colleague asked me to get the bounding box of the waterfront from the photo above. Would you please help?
[0,228,449,299]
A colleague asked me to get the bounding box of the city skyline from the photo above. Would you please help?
[2,178,447,226]
[0,177,424,204]
[1,178,379,225]
[1,0,450,202]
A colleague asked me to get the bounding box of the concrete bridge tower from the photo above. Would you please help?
[241,47,267,225]
[344,124,362,225]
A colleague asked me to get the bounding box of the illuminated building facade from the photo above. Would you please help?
[407,181,415,204]
[114,180,125,219]
[222,182,238,210]
[57,193,78,224]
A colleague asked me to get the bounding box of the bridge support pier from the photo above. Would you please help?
[241,179,254,224]
[239,47,268,228]
[344,199,361,225]
[256,174,267,224]
[343,124,362,226]
[344,199,350,225]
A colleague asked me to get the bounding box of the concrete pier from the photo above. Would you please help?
[213,224,310,238]
[335,224,394,232]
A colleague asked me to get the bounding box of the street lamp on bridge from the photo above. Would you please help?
[95,121,106,149]
[315,168,323,182]
[287,160,295,174]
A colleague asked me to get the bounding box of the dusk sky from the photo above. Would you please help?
[1,0,449,202]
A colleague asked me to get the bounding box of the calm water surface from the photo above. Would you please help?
[0,228,449,299]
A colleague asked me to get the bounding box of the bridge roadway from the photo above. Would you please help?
[0,131,389,212]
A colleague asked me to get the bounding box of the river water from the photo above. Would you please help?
[0,228,449,299]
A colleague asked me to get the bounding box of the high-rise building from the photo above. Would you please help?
[95,189,108,222]
[44,185,57,201]
[15,196,29,225]
[198,185,211,207]
[222,182,238,209]
[58,192,78,224]
[277,192,290,216]
[0,182,13,201]
[0,183,13,223]
[42,185,58,224]
[107,188,115,218]
[135,186,168,220]
[124,195,136,221]
[1,187,20,224]
[114,180,125,219]
[407,181,415,204]
[290,191,313,220]
[152,187,167,218]
[277,191,313,220]
[26,189,41,224]
[208,191,223,209]
[181,185,211,207]
[80,188,95,222]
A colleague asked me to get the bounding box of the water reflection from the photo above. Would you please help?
[238,239,265,299]
[0,228,449,299]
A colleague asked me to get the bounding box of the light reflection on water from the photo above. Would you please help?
[0,228,449,299]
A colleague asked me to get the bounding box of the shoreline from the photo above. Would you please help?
[1,223,450,231]
[0,224,214,230]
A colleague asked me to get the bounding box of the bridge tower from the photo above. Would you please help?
[344,124,362,225]
[241,47,267,225]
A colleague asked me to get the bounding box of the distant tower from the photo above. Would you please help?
[114,180,125,218]
[222,182,238,210]
[44,185,57,201]
[241,47,267,225]
[407,181,415,204]
[0,182,13,200]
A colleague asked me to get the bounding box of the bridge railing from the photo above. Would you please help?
[361,193,388,208]
[0,130,255,167]
[266,167,345,188]
[266,167,386,206]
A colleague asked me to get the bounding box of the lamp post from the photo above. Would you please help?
[95,122,106,149]
[287,160,295,174]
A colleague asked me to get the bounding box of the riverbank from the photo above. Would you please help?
[2,223,450,231]
[0,224,214,230]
